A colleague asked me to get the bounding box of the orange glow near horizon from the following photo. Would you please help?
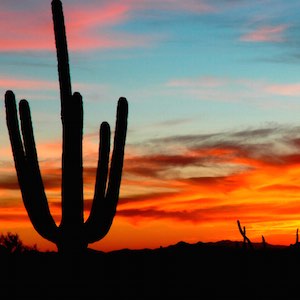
[1,128,300,252]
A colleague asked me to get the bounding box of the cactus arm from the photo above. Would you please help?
[5,91,30,213]
[5,91,27,186]
[237,220,246,242]
[84,122,111,242]
[106,97,128,203]
[5,91,58,243]
[85,97,128,243]
[19,100,58,242]
[94,122,111,202]
[237,220,246,245]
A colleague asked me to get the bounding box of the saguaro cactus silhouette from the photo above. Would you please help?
[237,220,253,249]
[4,0,128,254]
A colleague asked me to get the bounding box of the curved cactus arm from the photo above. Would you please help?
[19,100,58,242]
[85,97,128,243]
[106,97,128,200]
[5,91,58,243]
[94,121,111,201]
[105,97,128,205]
[5,91,28,191]
[237,220,245,240]
[84,121,110,242]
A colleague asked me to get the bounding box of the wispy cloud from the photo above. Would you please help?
[0,4,52,52]
[0,0,221,53]
[116,124,300,227]
[122,0,217,14]
[0,77,57,91]
[0,2,160,52]
[165,75,300,108]
[0,76,110,104]
[167,76,227,89]
[264,83,300,97]
[2,123,300,246]
[240,24,289,43]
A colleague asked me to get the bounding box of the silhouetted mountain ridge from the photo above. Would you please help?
[98,239,289,256]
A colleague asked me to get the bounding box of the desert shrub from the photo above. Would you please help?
[0,232,38,254]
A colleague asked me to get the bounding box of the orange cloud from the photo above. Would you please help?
[113,126,300,244]
[3,125,300,251]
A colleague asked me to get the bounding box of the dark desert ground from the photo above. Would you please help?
[1,239,300,299]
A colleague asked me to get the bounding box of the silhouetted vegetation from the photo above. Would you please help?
[4,0,128,255]
[0,232,37,254]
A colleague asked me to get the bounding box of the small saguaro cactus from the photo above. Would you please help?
[237,220,253,249]
[262,235,266,249]
[292,228,300,248]
[5,0,128,254]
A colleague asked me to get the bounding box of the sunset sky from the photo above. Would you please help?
[1,0,300,252]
